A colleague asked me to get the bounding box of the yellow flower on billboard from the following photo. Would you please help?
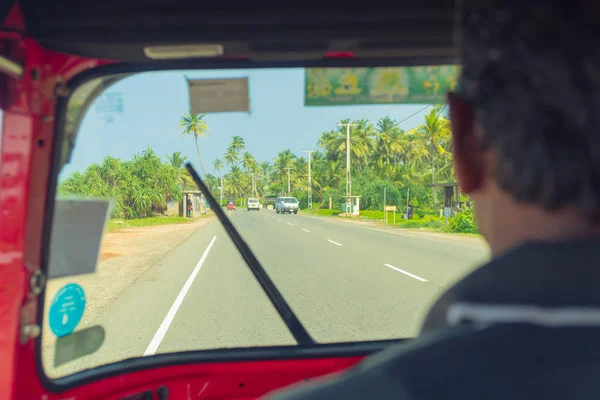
[306,69,333,98]
[334,72,362,95]
[369,68,409,100]
[444,68,459,92]
[422,66,442,94]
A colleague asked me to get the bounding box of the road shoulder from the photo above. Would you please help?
[41,216,215,350]
[300,213,486,247]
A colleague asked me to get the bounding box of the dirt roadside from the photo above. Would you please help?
[41,216,215,349]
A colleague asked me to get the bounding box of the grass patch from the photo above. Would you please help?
[304,207,481,235]
[301,208,340,217]
[107,216,197,231]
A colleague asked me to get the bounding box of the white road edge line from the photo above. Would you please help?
[302,229,310,233]
[287,223,293,226]
[367,227,412,237]
[144,236,217,356]
[326,239,343,247]
[278,219,282,222]
[383,264,427,282]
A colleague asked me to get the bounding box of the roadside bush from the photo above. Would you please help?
[291,190,308,209]
[446,208,480,234]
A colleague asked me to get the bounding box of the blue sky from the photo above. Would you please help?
[60,68,435,179]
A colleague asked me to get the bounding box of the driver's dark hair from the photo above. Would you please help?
[456,0,600,220]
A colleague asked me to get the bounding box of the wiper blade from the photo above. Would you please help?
[185,163,315,346]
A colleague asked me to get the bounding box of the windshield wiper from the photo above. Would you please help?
[185,163,315,346]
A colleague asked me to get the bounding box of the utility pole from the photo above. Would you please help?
[303,149,313,209]
[338,122,358,213]
[284,167,293,195]
[251,173,257,197]
[219,176,224,206]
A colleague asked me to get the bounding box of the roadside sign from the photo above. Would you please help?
[384,205,397,224]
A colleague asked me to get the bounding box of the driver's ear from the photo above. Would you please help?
[447,92,484,194]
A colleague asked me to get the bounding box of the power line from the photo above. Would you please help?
[397,105,432,126]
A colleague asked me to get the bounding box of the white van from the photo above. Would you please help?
[247,198,260,211]
[275,197,299,214]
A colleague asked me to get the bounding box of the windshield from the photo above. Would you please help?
[43,66,489,378]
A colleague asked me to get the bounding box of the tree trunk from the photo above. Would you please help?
[194,138,207,177]
[431,151,437,212]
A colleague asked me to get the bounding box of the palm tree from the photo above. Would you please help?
[412,105,451,211]
[317,119,368,169]
[273,149,295,194]
[213,158,225,205]
[212,158,224,175]
[226,165,250,205]
[167,151,194,189]
[293,157,308,190]
[167,151,187,169]
[224,148,239,167]
[375,117,407,170]
[318,159,343,190]
[180,112,210,176]
[354,118,376,170]
[228,135,246,155]
[241,151,256,172]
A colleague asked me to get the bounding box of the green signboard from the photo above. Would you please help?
[304,66,460,106]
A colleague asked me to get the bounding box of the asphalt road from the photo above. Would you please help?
[46,210,489,377]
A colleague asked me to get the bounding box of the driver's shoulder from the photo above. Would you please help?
[266,325,478,400]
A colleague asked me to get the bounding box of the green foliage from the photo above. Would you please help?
[63,108,465,226]
[59,148,183,219]
[445,207,480,234]
[291,190,309,209]
[209,109,458,216]
[302,208,340,217]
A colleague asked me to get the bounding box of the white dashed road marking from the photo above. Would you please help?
[383,264,427,282]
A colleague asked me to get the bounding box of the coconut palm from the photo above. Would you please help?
[223,148,239,167]
[228,135,246,155]
[241,151,257,172]
[213,158,225,204]
[168,151,195,189]
[412,105,451,211]
[180,112,209,176]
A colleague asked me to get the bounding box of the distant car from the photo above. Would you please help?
[275,196,299,214]
[227,201,236,211]
[247,198,260,211]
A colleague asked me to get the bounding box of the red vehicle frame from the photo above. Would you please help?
[0,5,383,400]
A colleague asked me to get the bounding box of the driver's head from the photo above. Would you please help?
[448,0,600,254]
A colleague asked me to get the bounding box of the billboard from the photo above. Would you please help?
[304,66,460,106]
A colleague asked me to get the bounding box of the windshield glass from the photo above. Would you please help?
[43,66,489,378]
